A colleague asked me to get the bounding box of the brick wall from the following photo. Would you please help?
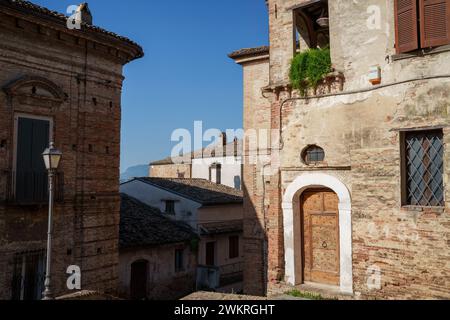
[0,5,141,299]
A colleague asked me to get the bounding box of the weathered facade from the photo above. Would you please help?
[118,194,197,300]
[0,1,142,299]
[120,178,244,292]
[231,0,450,299]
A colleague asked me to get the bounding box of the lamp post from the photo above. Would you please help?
[41,142,62,300]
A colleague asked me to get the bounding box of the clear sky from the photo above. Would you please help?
[31,0,269,171]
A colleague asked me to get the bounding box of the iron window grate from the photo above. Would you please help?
[405,130,444,207]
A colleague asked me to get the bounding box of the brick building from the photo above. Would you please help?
[0,1,142,299]
[230,0,450,299]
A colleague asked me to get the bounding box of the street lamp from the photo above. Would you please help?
[41,142,62,300]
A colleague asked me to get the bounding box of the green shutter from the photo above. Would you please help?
[16,118,50,203]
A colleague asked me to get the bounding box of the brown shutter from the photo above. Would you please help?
[395,0,419,53]
[420,0,450,48]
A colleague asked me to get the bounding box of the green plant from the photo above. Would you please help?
[285,289,327,300]
[289,47,332,96]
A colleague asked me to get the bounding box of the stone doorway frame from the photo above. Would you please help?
[282,173,353,294]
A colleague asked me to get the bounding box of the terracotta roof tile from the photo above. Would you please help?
[1,0,143,60]
[120,194,197,248]
[228,46,269,59]
[135,178,243,206]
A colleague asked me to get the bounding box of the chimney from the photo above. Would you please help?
[77,3,93,25]
[220,132,227,146]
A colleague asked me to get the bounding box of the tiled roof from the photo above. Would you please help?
[135,178,243,206]
[199,220,243,235]
[120,194,197,248]
[0,0,143,60]
[228,46,269,59]
[150,140,242,166]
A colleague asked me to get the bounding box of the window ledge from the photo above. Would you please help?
[392,44,450,61]
[401,205,445,214]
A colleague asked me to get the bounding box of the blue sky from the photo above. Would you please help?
[31,0,269,171]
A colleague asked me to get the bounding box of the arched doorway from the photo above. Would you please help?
[300,188,340,286]
[130,260,148,300]
[282,173,353,294]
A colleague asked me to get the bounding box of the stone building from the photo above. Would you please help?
[150,134,243,190]
[120,178,244,292]
[230,0,450,299]
[119,194,197,300]
[0,1,142,299]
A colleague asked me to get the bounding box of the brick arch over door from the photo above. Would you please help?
[282,173,353,294]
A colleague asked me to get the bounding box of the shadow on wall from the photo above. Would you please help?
[242,182,268,296]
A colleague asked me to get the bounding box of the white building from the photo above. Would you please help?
[150,134,242,190]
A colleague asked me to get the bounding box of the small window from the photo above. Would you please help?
[402,130,444,207]
[175,249,184,272]
[294,0,330,51]
[302,145,325,164]
[229,236,239,259]
[165,200,175,214]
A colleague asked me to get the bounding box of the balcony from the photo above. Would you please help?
[1,170,64,205]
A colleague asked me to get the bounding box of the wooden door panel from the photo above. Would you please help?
[301,189,340,286]
[323,192,339,211]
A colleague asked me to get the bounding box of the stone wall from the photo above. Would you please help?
[237,0,450,299]
[150,164,192,179]
[0,5,141,299]
[235,55,272,295]
[118,244,197,300]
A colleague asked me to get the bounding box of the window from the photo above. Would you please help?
[403,130,444,207]
[294,0,330,50]
[14,116,50,204]
[175,249,184,272]
[209,163,222,184]
[395,0,450,54]
[302,145,325,164]
[165,200,175,214]
[229,236,239,259]
[11,250,46,300]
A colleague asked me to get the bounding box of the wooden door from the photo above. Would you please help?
[301,189,340,286]
[130,260,148,300]
[205,242,216,266]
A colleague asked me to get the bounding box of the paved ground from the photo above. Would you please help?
[181,291,308,300]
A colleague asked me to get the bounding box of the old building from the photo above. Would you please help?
[119,194,197,300]
[120,178,244,292]
[150,134,243,190]
[0,1,142,299]
[230,0,450,299]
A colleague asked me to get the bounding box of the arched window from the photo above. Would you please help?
[302,145,325,164]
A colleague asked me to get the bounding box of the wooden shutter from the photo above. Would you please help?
[395,0,419,53]
[16,118,49,203]
[420,0,450,48]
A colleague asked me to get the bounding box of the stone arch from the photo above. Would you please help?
[282,173,353,294]
[3,75,66,102]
